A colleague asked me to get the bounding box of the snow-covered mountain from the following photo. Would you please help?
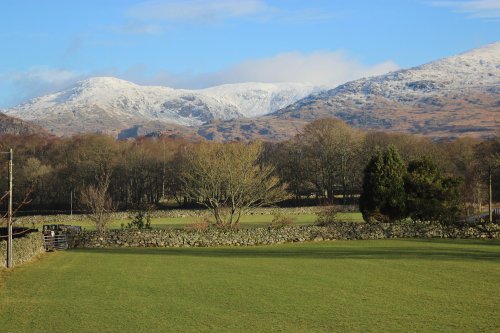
[3,77,318,135]
[271,42,499,138]
[201,82,318,117]
[3,42,498,139]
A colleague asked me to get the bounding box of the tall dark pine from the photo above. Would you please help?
[359,145,407,223]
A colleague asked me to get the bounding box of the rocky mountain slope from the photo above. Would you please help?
[0,113,47,136]
[3,77,317,136]
[270,42,499,138]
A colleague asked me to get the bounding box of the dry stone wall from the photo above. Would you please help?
[67,222,500,248]
[0,232,45,267]
[15,207,324,226]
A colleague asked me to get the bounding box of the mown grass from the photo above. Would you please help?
[23,212,364,230]
[0,239,499,332]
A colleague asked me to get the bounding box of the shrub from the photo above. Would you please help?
[126,205,153,230]
[315,206,341,226]
[183,219,210,231]
[270,211,295,228]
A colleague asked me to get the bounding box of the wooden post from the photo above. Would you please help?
[489,165,492,224]
[7,148,13,268]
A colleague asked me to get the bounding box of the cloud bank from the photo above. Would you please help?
[128,0,272,23]
[1,52,398,107]
[0,67,86,107]
[120,0,336,34]
[431,0,500,19]
[147,51,399,89]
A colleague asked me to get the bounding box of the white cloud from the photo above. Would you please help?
[128,0,272,23]
[108,22,164,35]
[6,67,82,84]
[126,0,337,26]
[278,8,339,23]
[0,67,86,106]
[145,51,399,89]
[1,52,398,107]
[431,0,500,19]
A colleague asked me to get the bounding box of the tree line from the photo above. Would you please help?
[0,118,498,221]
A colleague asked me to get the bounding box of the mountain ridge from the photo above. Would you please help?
[267,41,499,138]
[3,77,319,135]
[3,42,499,139]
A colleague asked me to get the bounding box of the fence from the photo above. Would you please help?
[43,234,68,251]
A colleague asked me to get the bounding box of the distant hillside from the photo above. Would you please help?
[269,42,500,139]
[117,118,307,142]
[0,113,47,136]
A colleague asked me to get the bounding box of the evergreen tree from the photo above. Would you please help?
[359,147,384,221]
[405,156,462,223]
[359,145,407,223]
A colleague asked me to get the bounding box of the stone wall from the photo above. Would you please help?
[67,222,500,248]
[15,207,324,226]
[0,232,45,267]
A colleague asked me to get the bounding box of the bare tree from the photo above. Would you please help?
[180,142,288,227]
[80,174,114,233]
[300,119,365,203]
[1,157,50,230]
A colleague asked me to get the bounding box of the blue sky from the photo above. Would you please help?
[0,0,498,107]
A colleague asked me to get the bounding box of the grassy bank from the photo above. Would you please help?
[0,239,498,332]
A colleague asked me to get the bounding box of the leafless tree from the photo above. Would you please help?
[180,142,288,227]
[80,174,114,233]
[300,119,365,203]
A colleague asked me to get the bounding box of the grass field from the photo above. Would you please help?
[22,212,364,230]
[1,239,499,332]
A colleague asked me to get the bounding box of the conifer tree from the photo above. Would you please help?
[359,145,407,222]
[405,156,462,223]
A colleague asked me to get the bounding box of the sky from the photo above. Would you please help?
[0,0,498,108]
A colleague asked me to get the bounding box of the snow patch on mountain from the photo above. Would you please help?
[277,41,500,116]
[321,42,498,104]
[4,77,319,131]
[201,82,321,117]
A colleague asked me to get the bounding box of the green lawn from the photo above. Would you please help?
[112,213,322,229]
[23,212,364,230]
[1,239,499,332]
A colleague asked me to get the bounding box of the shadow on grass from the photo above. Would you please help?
[409,238,500,247]
[71,240,500,262]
